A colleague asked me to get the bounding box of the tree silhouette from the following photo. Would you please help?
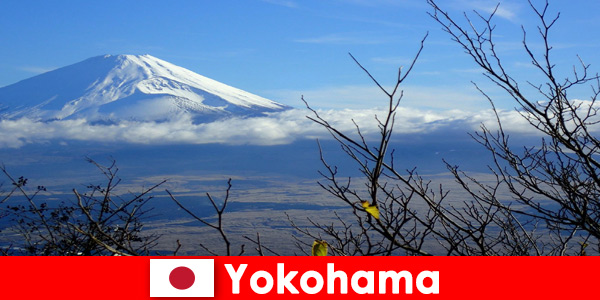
[295,0,600,255]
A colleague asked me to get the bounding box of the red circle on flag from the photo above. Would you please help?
[169,266,195,290]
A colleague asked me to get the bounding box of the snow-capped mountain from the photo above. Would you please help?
[0,54,288,122]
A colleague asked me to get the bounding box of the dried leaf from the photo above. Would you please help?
[361,201,380,219]
[312,240,328,256]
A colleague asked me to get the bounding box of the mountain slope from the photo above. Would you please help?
[0,54,288,122]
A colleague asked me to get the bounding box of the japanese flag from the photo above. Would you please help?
[150,259,214,297]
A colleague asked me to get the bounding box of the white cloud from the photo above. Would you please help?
[452,0,521,22]
[260,0,298,8]
[293,33,392,45]
[334,0,421,7]
[0,105,561,149]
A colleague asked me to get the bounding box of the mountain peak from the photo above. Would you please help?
[0,54,288,122]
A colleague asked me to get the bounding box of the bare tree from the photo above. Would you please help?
[0,159,164,256]
[1,159,267,256]
[166,178,280,256]
[300,53,537,255]
[167,179,245,256]
[296,0,598,256]
[428,0,600,255]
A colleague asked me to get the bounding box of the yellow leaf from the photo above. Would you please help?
[365,204,380,220]
[312,240,328,256]
[361,201,380,219]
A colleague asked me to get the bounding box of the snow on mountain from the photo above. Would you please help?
[0,54,289,122]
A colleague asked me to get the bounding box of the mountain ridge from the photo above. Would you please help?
[0,54,288,122]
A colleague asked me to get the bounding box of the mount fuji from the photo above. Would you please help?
[0,54,289,122]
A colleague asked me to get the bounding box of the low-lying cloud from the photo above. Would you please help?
[0,107,545,149]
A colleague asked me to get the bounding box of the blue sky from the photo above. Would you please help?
[2,0,600,110]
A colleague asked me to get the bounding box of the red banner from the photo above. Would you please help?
[0,256,595,299]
